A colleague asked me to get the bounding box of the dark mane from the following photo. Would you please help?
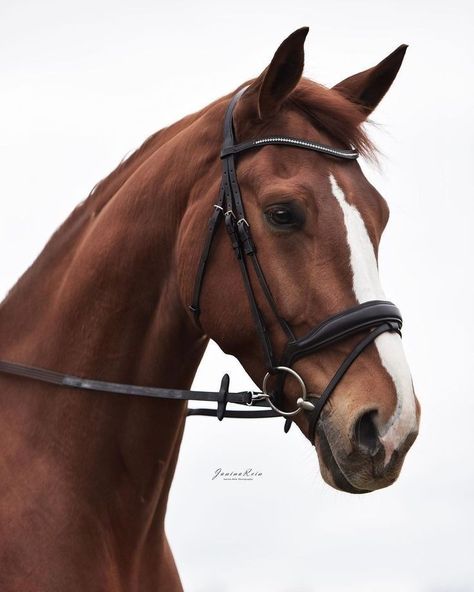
[290,78,376,159]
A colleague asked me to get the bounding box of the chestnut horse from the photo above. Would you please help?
[0,28,420,591]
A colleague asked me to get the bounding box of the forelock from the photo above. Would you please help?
[289,78,376,160]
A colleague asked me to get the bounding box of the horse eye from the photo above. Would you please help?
[265,204,302,228]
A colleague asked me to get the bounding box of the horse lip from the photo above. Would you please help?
[314,419,371,494]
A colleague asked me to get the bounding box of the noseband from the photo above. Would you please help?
[0,87,402,442]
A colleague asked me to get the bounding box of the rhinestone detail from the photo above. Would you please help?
[252,137,358,158]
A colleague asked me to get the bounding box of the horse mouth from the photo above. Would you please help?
[313,421,371,494]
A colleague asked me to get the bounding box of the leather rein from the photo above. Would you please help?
[0,87,403,440]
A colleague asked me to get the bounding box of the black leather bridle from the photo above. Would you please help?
[0,87,403,441]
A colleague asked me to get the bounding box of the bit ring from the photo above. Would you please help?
[262,366,314,417]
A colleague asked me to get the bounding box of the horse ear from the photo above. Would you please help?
[332,45,408,117]
[246,27,309,120]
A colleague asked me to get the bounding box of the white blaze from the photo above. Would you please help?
[329,174,417,462]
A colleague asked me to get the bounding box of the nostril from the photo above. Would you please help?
[354,410,381,456]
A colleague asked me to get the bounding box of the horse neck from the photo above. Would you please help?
[0,111,215,536]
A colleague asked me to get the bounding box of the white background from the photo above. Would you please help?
[1,1,473,591]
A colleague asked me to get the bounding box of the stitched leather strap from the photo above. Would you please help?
[282,300,402,365]
[221,136,359,160]
[220,90,279,370]
[0,361,250,406]
[189,185,226,319]
[306,322,396,442]
[187,408,280,419]
[0,361,283,421]
[274,302,402,430]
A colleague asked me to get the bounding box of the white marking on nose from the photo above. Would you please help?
[329,174,417,463]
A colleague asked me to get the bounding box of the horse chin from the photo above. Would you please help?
[314,419,411,495]
[314,423,372,494]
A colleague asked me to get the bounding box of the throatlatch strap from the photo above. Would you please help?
[189,185,226,319]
